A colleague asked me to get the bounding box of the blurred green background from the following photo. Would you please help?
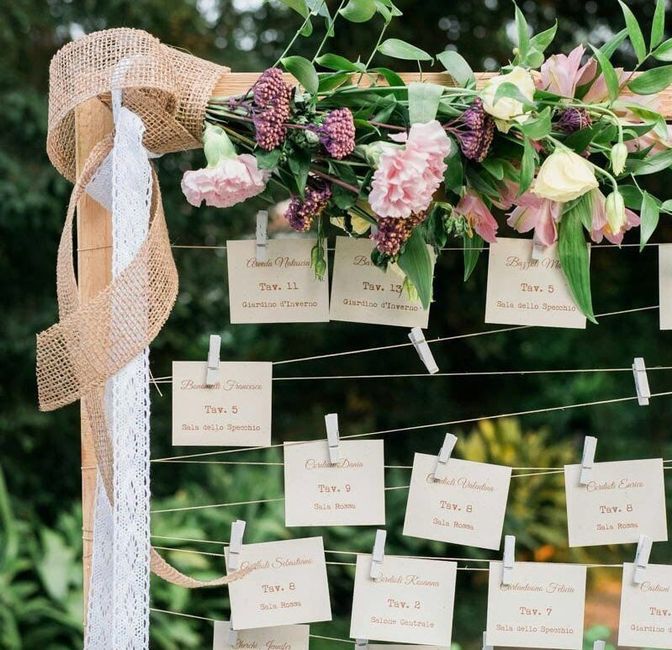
[2,0,672,648]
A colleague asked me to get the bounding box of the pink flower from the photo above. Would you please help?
[506,192,561,247]
[492,180,520,211]
[181,154,268,208]
[369,120,452,219]
[590,190,640,245]
[582,67,627,103]
[454,191,499,243]
[537,45,596,98]
[626,124,672,155]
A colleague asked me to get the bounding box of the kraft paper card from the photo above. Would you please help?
[226,239,329,324]
[350,555,457,646]
[403,453,511,550]
[172,361,272,447]
[619,562,672,649]
[660,243,672,329]
[486,561,587,649]
[564,458,667,547]
[330,237,430,328]
[225,537,331,630]
[485,238,586,329]
[283,440,385,527]
[213,622,309,648]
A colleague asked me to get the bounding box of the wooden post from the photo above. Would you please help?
[74,97,114,619]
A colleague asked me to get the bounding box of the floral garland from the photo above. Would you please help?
[181,0,672,321]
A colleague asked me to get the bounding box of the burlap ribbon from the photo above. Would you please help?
[37,28,249,589]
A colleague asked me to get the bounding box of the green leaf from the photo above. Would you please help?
[652,37,672,61]
[255,148,282,170]
[281,55,319,94]
[316,53,365,72]
[443,137,463,193]
[317,71,351,92]
[481,158,504,180]
[436,50,475,87]
[518,138,536,195]
[600,28,628,59]
[332,183,357,209]
[618,0,647,64]
[339,0,376,23]
[370,67,406,88]
[408,82,444,124]
[280,0,309,18]
[652,0,666,49]
[463,233,484,281]
[514,3,530,61]
[493,81,536,109]
[620,184,644,210]
[529,22,558,54]
[627,148,672,175]
[519,107,552,140]
[287,149,311,195]
[377,38,433,62]
[628,65,672,95]
[397,229,434,309]
[558,194,596,323]
[640,190,660,251]
[589,44,619,102]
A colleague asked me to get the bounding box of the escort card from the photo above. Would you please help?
[564,458,667,547]
[283,440,385,527]
[369,646,449,649]
[660,243,672,329]
[350,555,457,646]
[226,239,329,324]
[172,361,272,447]
[403,453,511,550]
[213,621,309,649]
[619,562,672,649]
[485,238,586,329]
[225,537,331,630]
[486,561,587,649]
[330,237,430,328]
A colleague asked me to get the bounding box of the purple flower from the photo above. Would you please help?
[318,108,356,159]
[285,180,332,232]
[555,107,592,134]
[251,68,291,150]
[454,98,495,162]
[371,212,426,257]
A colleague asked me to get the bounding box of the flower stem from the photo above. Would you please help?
[274,1,325,67]
[311,0,347,64]
[312,168,360,194]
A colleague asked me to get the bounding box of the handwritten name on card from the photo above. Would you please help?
[564,459,668,547]
[226,239,329,324]
[225,537,331,630]
[485,238,586,329]
[619,563,672,649]
[486,561,587,649]
[172,361,272,447]
[660,244,672,329]
[350,555,457,646]
[403,454,511,550]
[213,622,310,649]
[330,237,430,328]
[283,440,385,527]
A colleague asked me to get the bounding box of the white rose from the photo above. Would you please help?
[532,149,599,203]
[481,66,535,123]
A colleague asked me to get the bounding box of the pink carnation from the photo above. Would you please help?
[506,192,561,247]
[454,191,499,243]
[181,154,268,208]
[369,121,452,219]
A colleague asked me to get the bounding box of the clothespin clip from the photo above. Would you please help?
[632,357,651,406]
[255,210,268,263]
[433,433,458,481]
[633,534,653,584]
[502,535,516,585]
[531,241,545,261]
[593,641,606,650]
[579,436,598,486]
[482,631,493,650]
[408,327,439,374]
[227,519,246,571]
[206,334,221,386]
[225,621,238,648]
[354,640,368,649]
[370,529,386,580]
[325,413,340,464]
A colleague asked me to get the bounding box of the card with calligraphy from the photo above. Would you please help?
[283,440,385,527]
[564,458,667,547]
[350,555,457,646]
[226,239,329,324]
[485,238,586,329]
[403,454,511,550]
[225,537,332,630]
[172,361,272,447]
[213,621,310,649]
[619,562,672,649]
[659,244,672,330]
[486,561,587,649]
[330,237,430,328]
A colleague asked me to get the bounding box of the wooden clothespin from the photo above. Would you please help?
[408,327,439,374]
[433,433,458,481]
[206,334,221,386]
[482,631,493,650]
[225,621,238,648]
[580,436,598,486]
[227,519,246,571]
[370,529,386,580]
[633,534,653,584]
[325,413,340,464]
[632,357,651,406]
[255,210,268,263]
[502,535,516,585]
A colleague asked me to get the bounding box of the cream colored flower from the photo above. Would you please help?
[481,66,535,124]
[532,149,599,203]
